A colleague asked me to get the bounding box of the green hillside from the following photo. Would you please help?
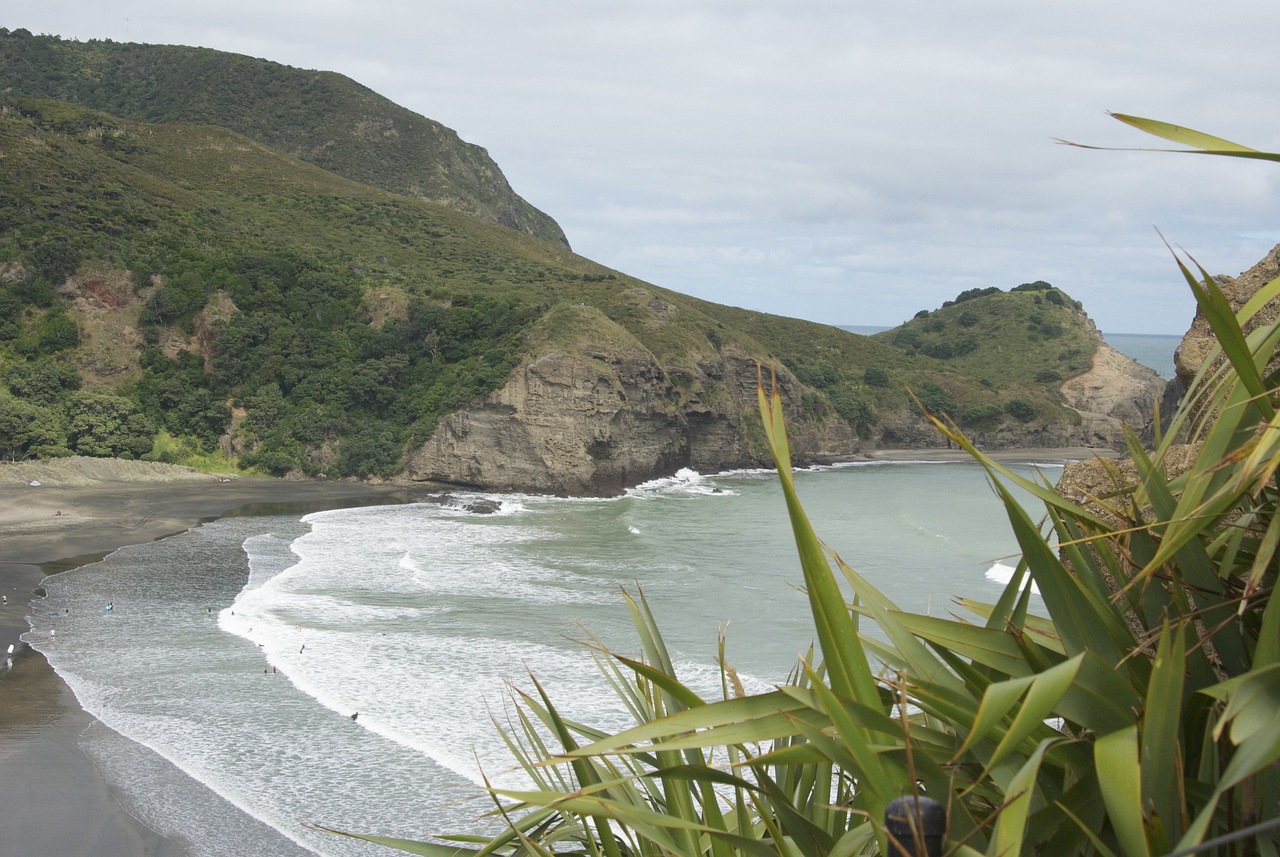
[0,28,567,245]
[870,282,1098,427]
[0,33,1109,482]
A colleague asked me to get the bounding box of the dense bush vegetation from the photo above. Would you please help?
[1005,397,1036,421]
[0,246,538,474]
[209,254,535,477]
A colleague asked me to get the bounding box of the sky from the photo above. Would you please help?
[8,2,1280,335]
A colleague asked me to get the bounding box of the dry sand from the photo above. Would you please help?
[0,457,416,857]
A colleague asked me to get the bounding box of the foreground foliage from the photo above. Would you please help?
[324,118,1280,856]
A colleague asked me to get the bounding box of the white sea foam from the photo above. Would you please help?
[985,561,1040,594]
[222,502,640,788]
[630,467,738,497]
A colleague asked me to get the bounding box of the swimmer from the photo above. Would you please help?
[350,712,359,721]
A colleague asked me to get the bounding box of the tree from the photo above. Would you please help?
[913,380,955,417]
[135,352,231,447]
[829,389,874,433]
[335,420,402,478]
[66,390,155,458]
[958,401,1002,428]
[3,358,82,406]
[0,392,68,459]
[29,240,81,284]
[35,312,80,354]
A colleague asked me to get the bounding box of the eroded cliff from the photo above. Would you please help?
[405,304,854,495]
[1059,337,1164,447]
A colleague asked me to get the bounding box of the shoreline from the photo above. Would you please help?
[0,448,1108,855]
[0,458,417,857]
[858,445,1121,464]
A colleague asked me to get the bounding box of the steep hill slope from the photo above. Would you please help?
[0,28,567,246]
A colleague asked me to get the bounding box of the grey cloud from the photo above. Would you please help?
[10,0,1280,333]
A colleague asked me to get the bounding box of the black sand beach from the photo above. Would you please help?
[0,458,415,857]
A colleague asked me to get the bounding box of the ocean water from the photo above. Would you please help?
[24,461,1060,856]
[1099,332,1180,379]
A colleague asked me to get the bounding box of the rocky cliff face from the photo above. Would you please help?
[1056,244,1280,506]
[1174,243,1280,394]
[405,305,855,496]
[1059,337,1164,446]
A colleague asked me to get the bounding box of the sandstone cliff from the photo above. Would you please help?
[1059,337,1164,446]
[405,304,855,496]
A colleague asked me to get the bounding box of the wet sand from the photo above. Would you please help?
[861,445,1119,463]
[0,459,416,857]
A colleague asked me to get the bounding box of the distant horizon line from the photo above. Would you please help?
[839,324,1183,338]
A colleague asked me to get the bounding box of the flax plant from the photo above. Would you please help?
[332,117,1280,856]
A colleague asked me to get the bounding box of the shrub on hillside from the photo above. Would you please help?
[959,402,1002,428]
[65,390,154,458]
[829,389,874,432]
[1005,398,1035,421]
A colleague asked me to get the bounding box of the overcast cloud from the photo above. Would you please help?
[9,1,1280,333]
